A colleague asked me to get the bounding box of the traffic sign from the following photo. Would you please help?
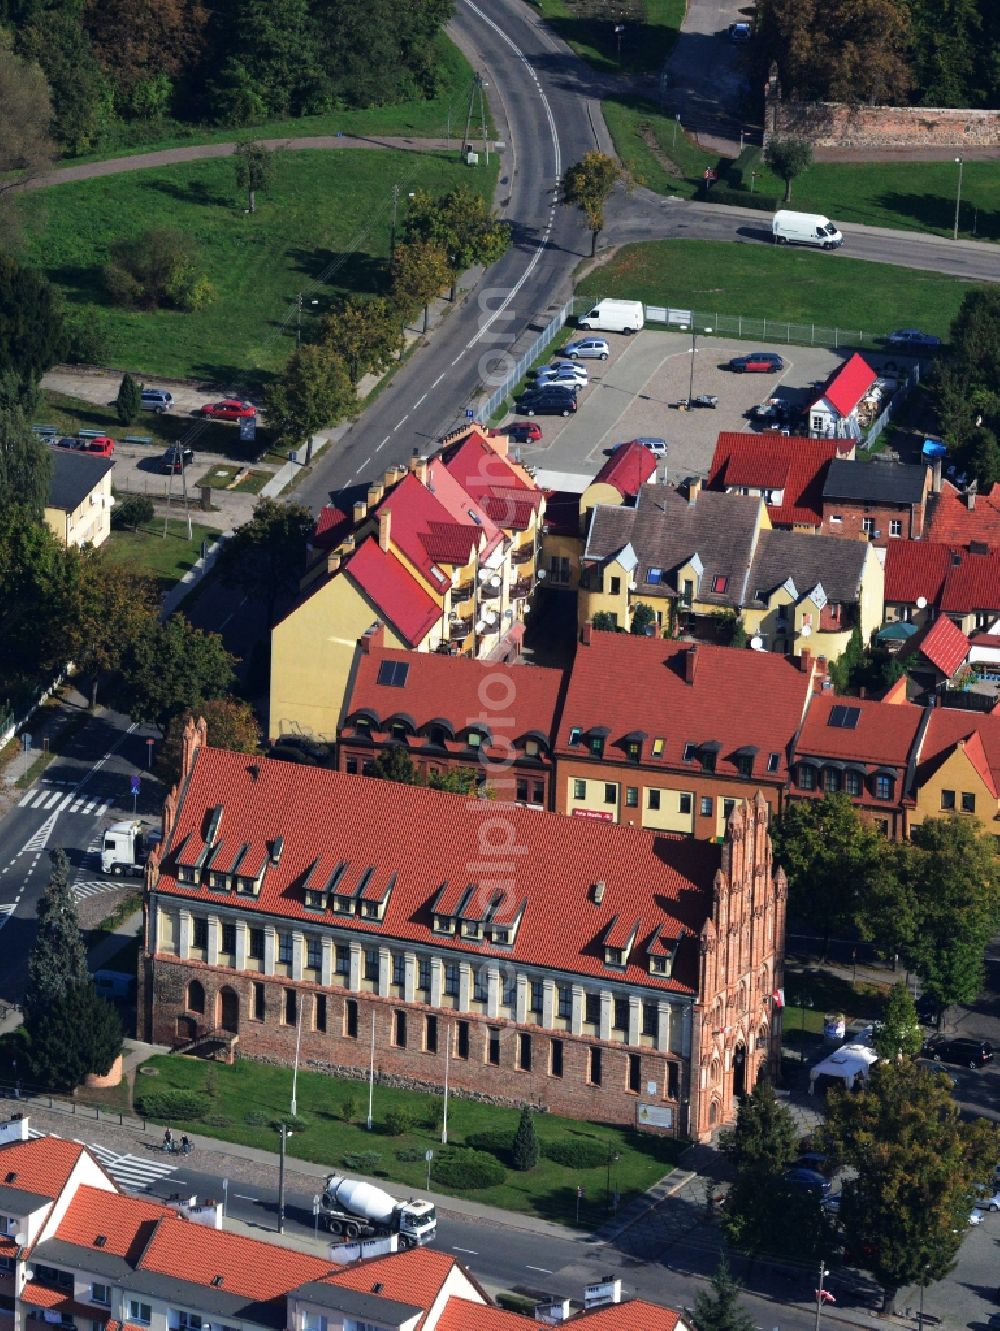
[240,417,257,442]
[130,774,141,796]
[465,408,475,419]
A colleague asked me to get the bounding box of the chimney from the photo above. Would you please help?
[341,534,356,555]
[687,476,701,505]
[931,457,942,494]
[352,499,367,525]
[966,480,978,511]
[409,454,428,484]
[181,715,206,782]
[367,481,384,508]
[581,622,593,646]
[358,622,384,655]
[684,644,698,683]
[326,553,341,575]
[592,880,606,904]
[799,647,812,674]
[378,510,391,552]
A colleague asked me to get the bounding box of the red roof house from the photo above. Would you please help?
[808,353,878,439]
[707,432,846,528]
[926,478,1000,545]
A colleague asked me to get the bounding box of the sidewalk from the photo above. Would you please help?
[0,686,92,796]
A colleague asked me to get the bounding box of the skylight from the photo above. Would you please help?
[828,704,861,730]
[431,565,447,583]
[377,660,410,688]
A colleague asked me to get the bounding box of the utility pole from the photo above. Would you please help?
[814,1260,829,1331]
[953,156,964,240]
[290,997,303,1118]
[367,1010,376,1130]
[390,183,400,259]
[441,1023,451,1144]
[277,1124,290,1233]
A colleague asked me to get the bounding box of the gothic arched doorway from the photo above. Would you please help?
[732,1044,747,1098]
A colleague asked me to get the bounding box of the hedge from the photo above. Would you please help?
[432,1148,506,1189]
[134,1089,207,1120]
[542,1136,610,1169]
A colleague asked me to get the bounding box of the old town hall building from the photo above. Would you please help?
[138,720,786,1141]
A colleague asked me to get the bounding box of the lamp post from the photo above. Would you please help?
[685,324,713,408]
[276,1123,292,1233]
[290,995,303,1118]
[814,1260,830,1331]
[953,156,964,240]
[296,292,318,347]
[606,1148,621,1208]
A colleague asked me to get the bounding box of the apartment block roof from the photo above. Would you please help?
[926,479,1000,544]
[344,539,442,647]
[584,486,763,609]
[437,1298,681,1331]
[55,1185,170,1262]
[917,708,1000,799]
[0,1136,86,1203]
[48,450,114,514]
[795,693,923,769]
[813,353,878,417]
[311,504,353,553]
[708,433,843,528]
[376,473,482,583]
[153,745,726,995]
[748,529,870,606]
[442,428,543,532]
[593,442,658,498]
[822,458,926,506]
[557,632,811,781]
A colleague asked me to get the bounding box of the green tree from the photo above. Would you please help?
[115,372,142,426]
[23,850,87,1016]
[214,497,314,623]
[0,45,56,233]
[18,9,113,155]
[631,602,656,635]
[591,611,620,632]
[112,491,155,531]
[872,983,923,1062]
[370,745,421,785]
[512,1104,540,1171]
[935,289,1000,460]
[764,137,813,202]
[828,624,864,693]
[322,296,404,386]
[0,256,66,395]
[391,239,451,333]
[901,816,1000,1008]
[403,185,510,299]
[0,408,53,518]
[823,1060,998,1310]
[266,344,355,462]
[121,613,237,733]
[691,1259,756,1331]
[428,768,481,795]
[156,698,261,785]
[233,139,276,214]
[104,226,212,312]
[719,1076,797,1176]
[62,551,158,708]
[26,979,124,1092]
[560,151,628,256]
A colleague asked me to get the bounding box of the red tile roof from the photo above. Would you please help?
[325,1247,457,1325]
[19,1283,101,1318]
[883,541,956,606]
[436,1299,527,1331]
[424,456,502,552]
[345,539,442,647]
[707,433,843,528]
[311,505,352,553]
[795,694,923,769]
[0,1137,86,1200]
[343,640,563,751]
[903,616,969,679]
[55,1186,170,1260]
[593,442,657,498]
[558,633,812,781]
[926,480,1000,544]
[376,473,479,585]
[542,489,582,538]
[154,746,726,995]
[442,429,543,531]
[916,707,1000,799]
[813,353,878,418]
[940,549,1000,613]
[571,1302,681,1331]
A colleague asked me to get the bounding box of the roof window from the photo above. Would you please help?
[376,660,409,688]
[828,704,861,730]
[712,575,729,593]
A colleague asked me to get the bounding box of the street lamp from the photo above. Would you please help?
[953,157,964,240]
[684,324,713,408]
[814,1261,832,1331]
[606,1147,621,1208]
[296,292,319,347]
[276,1122,292,1233]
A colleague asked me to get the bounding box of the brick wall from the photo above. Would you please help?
[147,958,683,1131]
[765,97,1000,150]
[820,501,923,544]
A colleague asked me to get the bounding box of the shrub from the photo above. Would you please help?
[271,1115,309,1133]
[464,1129,514,1156]
[432,1148,505,1189]
[104,226,210,312]
[115,372,141,425]
[244,1110,269,1126]
[512,1105,540,1171]
[135,1089,206,1120]
[395,1147,427,1163]
[202,1112,231,1127]
[341,1094,358,1123]
[542,1136,610,1169]
[342,1151,382,1173]
[112,492,154,531]
[383,1107,413,1137]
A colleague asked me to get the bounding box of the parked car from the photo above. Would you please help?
[161,446,195,473]
[928,1037,994,1069]
[199,399,256,420]
[141,388,174,413]
[728,21,752,40]
[537,361,588,385]
[57,436,82,449]
[515,386,579,417]
[795,1152,833,1177]
[561,337,610,361]
[687,393,718,409]
[975,1189,1000,1213]
[78,436,115,458]
[727,352,785,373]
[502,421,543,443]
[783,1167,831,1198]
[915,992,943,1027]
[886,329,942,349]
[626,437,668,457]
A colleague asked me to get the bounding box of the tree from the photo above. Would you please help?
[560,151,628,257]
[17,11,113,155]
[428,768,481,795]
[935,289,1000,472]
[370,745,421,785]
[214,497,314,623]
[872,983,923,1062]
[23,851,87,1018]
[233,139,276,214]
[61,553,158,708]
[631,602,656,635]
[403,185,510,298]
[691,1259,756,1331]
[0,256,66,396]
[322,296,404,386]
[591,611,621,632]
[512,1105,540,1171]
[266,344,355,462]
[823,1060,998,1309]
[391,239,451,333]
[828,624,864,693]
[0,47,56,203]
[764,137,813,202]
[121,613,237,733]
[901,816,1000,1008]
[156,698,261,784]
[81,0,209,107]
[0,409,53,519]
[115,372,142,426]
[104,226,213,312]
[26,979,124,1092]
[112,492,155,531]
[719,1077,797,1177]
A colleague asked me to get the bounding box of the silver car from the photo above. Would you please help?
[537,362,588,385]
[141,388,174,413]
[562,337,610,361]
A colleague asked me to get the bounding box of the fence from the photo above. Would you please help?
[643,304,887,351]
[863,363,920,450]
[478,298,575,420]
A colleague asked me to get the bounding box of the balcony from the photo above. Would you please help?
[450,620,472,642]
[451,584,475,606]
[512,545,535,567]
[479,582,502,601]
[510,577,533,600]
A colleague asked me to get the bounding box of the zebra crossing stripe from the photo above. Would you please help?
[0,904,15,921]
[18,789,34,808]
[42,791,62,810]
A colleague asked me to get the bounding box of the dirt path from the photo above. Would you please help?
[23,135,464,191]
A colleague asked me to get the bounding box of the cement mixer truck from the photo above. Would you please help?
[320,1175,436,1248]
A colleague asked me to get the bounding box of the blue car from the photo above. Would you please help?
[784,1167,831,1198]
[886,329,942,349]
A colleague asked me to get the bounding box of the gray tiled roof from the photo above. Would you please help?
[583,486,764,609]
[48,450,114,514]
[748,528,869,605]
[822,458,926,506]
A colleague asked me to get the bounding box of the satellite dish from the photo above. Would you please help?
[801,624,812,637]
[750,635,765,652]
[916,595,927,609]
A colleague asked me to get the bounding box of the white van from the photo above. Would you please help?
[577,297,644,334]
[772,210,844,250]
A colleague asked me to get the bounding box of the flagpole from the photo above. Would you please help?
[367,1010,376,1130]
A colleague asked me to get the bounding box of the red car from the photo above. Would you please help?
[199,399,257,421]
[490,421,542,444]
[81,436,115,458]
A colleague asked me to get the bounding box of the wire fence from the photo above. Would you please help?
[478,298,575,420]
[643,304,888,350]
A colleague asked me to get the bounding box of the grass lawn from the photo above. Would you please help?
[63,37,492,165]
[195,463,271,493]
[23,150,497,382]
[536,0,684,73]
[103,521,220,592]
[603,97,719,198]
[578,239,982,340]
[135,1055,681,1227]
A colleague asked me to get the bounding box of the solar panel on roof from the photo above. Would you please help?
[828,705,846,727]
[376,660,409,688]
[828,704,861,729]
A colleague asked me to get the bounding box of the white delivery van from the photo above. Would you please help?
[772,210,844,249]
[577,297,644,334]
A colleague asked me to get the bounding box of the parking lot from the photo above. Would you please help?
[506,330,910,483]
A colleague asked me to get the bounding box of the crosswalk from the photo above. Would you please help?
[72,878,122,902]
[29,1130,180,1191]
[19,788,109,818]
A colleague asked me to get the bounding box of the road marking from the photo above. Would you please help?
[234,1193,258,1201]
[376,436,390,451]
[413,393,427,408]
[431,374,445,388]
[526,1266,552,1274]
[452,1247,478,1255]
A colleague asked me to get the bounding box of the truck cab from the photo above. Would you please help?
[399,1200,436,1246]
[101,819,153,876]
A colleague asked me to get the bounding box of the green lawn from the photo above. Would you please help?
[578,239,981,341]
[195,463,271,493]
[103,521,220,591]
[603,96,719,198]
[62,36,491,165]
[536,0,684,73]
[23,150,497,382]
[134,1054,680,1227]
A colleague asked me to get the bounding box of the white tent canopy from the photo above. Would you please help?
[809,1043,879,1094]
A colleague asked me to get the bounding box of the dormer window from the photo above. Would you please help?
[433,914,456,934]
[390,722,408,741]
[525,739,540,757]
[737,753,753,778]
[589,735,604,758]
[468,730,483,749]
[430,726,446,747]
[355,718,371,736]
[625,740,641,764]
